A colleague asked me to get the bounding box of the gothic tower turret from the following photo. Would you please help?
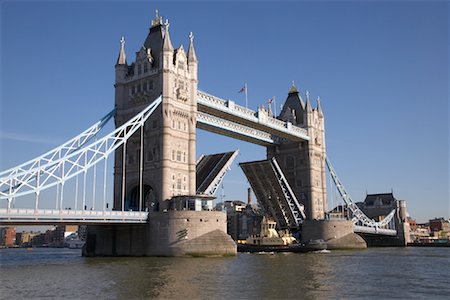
[267,83,327,220]
[113,11,198,211]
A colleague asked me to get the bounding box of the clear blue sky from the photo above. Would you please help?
[1,1,448,223]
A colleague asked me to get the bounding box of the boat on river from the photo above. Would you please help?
[237,218,327,253]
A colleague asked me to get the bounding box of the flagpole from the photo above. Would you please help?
[274,96,277,117]
[245,83,248,108]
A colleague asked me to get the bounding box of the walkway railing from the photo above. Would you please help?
[197,90,309,141]
[0,208,148,225]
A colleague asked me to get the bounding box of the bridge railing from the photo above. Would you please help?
[197,90,309,140]
[0,208,148,224]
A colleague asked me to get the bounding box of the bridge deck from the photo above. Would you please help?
[196,150,239,195]
[353,225,397,236]
[0,209,148,225]
[240,158,305,229]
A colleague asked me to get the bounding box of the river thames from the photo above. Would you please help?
[0,247,448,299]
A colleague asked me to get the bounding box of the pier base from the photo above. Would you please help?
[82,211,237,257]
[301,219,367,249]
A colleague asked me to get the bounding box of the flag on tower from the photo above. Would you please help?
[238,83,248,108]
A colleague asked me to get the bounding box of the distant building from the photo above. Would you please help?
[429,218,450,240]
[216,200,263,241]
[51,225,79,247]
[32,232,47,247]
[408,217,417,232]
[15,231,38,247]
[78,225,87,241]
[357,192,410,245]
[429,218,450,232]
[0,227,16,247]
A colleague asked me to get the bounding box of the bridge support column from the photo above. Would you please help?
[301,219,367,249]
[83,211,236,257]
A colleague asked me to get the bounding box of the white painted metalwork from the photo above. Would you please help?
[197,111,276,145]
[240,158,306,229]
[0,208,147,225]
[0,108,115,182]
[325,156,396,228]
[353,225,397,236]
[271,158,306,225]
[197,90,309,141]
[0,96,162,201]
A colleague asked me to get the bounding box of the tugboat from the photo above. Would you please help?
[237,218,327,253]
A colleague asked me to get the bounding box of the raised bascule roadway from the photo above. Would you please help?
[0,11,409,255]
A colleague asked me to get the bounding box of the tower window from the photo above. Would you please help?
[172,150,175,160]
[177,179,182,190]
[144,63,148,73]
[146,151,153,162]
[177,151,181,161]
[148,80,154,90]
[138,64,142,75]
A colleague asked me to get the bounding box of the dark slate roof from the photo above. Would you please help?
[143,24,164,68]
[363,193,397,206]
[278,90,305,124]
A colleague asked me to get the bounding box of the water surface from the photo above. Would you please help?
[1,247,448,299]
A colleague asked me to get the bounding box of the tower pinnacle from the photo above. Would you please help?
[163,19,173,50]
[187,32,197,62]
[151,9,162,27]
[116,36,127,65]
[288,80,299,93]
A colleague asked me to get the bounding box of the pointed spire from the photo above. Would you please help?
[151,9,162,28]
[187,32,198,62]
[163,19,173,50]
[288,80,299,94]
[116,36,127,65]
[316,96,322,111]
[268,104,273,117]
[305,91,312,113]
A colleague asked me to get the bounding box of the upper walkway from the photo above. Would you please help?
[197,91,309,145]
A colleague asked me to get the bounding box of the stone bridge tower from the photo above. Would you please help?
[267,83,327,220]
[113,12,198,211]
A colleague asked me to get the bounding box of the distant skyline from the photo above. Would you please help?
[1,1,448,223]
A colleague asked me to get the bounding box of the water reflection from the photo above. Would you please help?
[1,248,449,299]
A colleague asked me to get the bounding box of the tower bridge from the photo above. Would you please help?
[0,12,410,255]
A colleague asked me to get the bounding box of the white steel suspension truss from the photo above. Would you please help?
[325,156,395,228]
[0,96,162,201]
[271,158,306,226]
[0,108,115,193]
